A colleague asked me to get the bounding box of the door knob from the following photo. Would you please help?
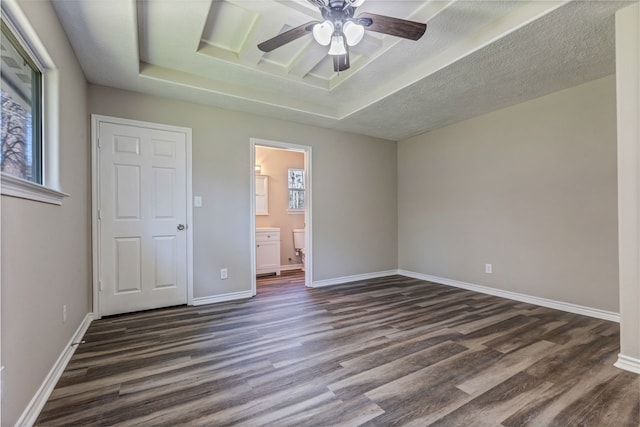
[177,224,185,231]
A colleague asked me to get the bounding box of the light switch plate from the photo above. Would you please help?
[194,196,202,207]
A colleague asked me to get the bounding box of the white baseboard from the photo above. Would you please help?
[312,270,399,288]
[398,270,620,323]
[615,354,640,374]
[16,312,94,427]
[280,264,303,271]
[192,290,253,306]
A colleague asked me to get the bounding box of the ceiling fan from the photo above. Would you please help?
[257,0,427,72]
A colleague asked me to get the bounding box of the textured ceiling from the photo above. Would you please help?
[51,0,631,141]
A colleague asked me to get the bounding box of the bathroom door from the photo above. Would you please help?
[96,118,189,316]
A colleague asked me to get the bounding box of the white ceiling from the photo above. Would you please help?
[51,0,630,141]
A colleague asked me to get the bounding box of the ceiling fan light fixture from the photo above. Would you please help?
[312,20,334,46]
[343,21,365,46]
[328,35,347,55]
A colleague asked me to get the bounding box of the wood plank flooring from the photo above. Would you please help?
[36,274,639,426]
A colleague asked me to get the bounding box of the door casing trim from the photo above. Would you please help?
[91,114,194,319]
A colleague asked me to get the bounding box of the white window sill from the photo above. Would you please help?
[287,209,304,215]
[1,172,68,205]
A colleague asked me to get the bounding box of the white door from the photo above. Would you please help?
[98,121,188,316]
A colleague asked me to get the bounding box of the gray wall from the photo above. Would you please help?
[615,3,640,364]
[88,85,398,297]
[1,1,91,425]
[398,75,619,312]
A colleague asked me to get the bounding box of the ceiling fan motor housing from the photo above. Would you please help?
[322,4,355,22]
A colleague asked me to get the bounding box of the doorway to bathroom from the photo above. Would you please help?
[250,138,312,295]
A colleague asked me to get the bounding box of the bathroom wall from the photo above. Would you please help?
[255,146,305,269]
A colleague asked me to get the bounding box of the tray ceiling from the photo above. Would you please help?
[52,0,630,140]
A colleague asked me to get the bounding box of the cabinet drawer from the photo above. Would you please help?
[256,231,280,242]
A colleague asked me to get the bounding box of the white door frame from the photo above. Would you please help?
[250,138,312,295]
[91,114,194,319]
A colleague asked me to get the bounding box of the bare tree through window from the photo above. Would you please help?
[1,20,41,183]
[1,90,30,179]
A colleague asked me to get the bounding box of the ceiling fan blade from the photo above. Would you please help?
[306,0,327,8]
[356,12,426,41]
[258,21,319,53]
[333,52,350,72]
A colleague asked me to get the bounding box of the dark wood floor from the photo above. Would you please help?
[36,274,639,426]
[256,268,305,286]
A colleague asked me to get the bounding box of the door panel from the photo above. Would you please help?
[153,168,175,218]
[115,165,141,219]
[152,138,176,158]
[114,134,140,154]
[115,237,142,293]
[153,236,177,289]
[99,121,188,316]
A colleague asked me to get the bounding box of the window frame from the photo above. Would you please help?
[0,1,67,205]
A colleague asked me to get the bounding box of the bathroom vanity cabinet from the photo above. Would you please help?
[256,227,281,276]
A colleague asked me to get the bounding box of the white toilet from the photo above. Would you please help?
[292,228,305,272]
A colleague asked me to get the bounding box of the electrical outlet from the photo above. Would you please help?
[62,305,67,323]
[485,264,493,274]
[220,268,228,280]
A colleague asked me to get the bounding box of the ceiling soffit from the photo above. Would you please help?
[52,0,630,140]
[136,0,574,120]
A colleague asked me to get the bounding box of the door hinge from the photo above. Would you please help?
[97,136,102,149]
[99,280,103,292]
[98,209,102,220]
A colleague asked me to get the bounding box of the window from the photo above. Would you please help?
[1,19,42,183]
[288,168,305,212]
[0,2,67,205]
